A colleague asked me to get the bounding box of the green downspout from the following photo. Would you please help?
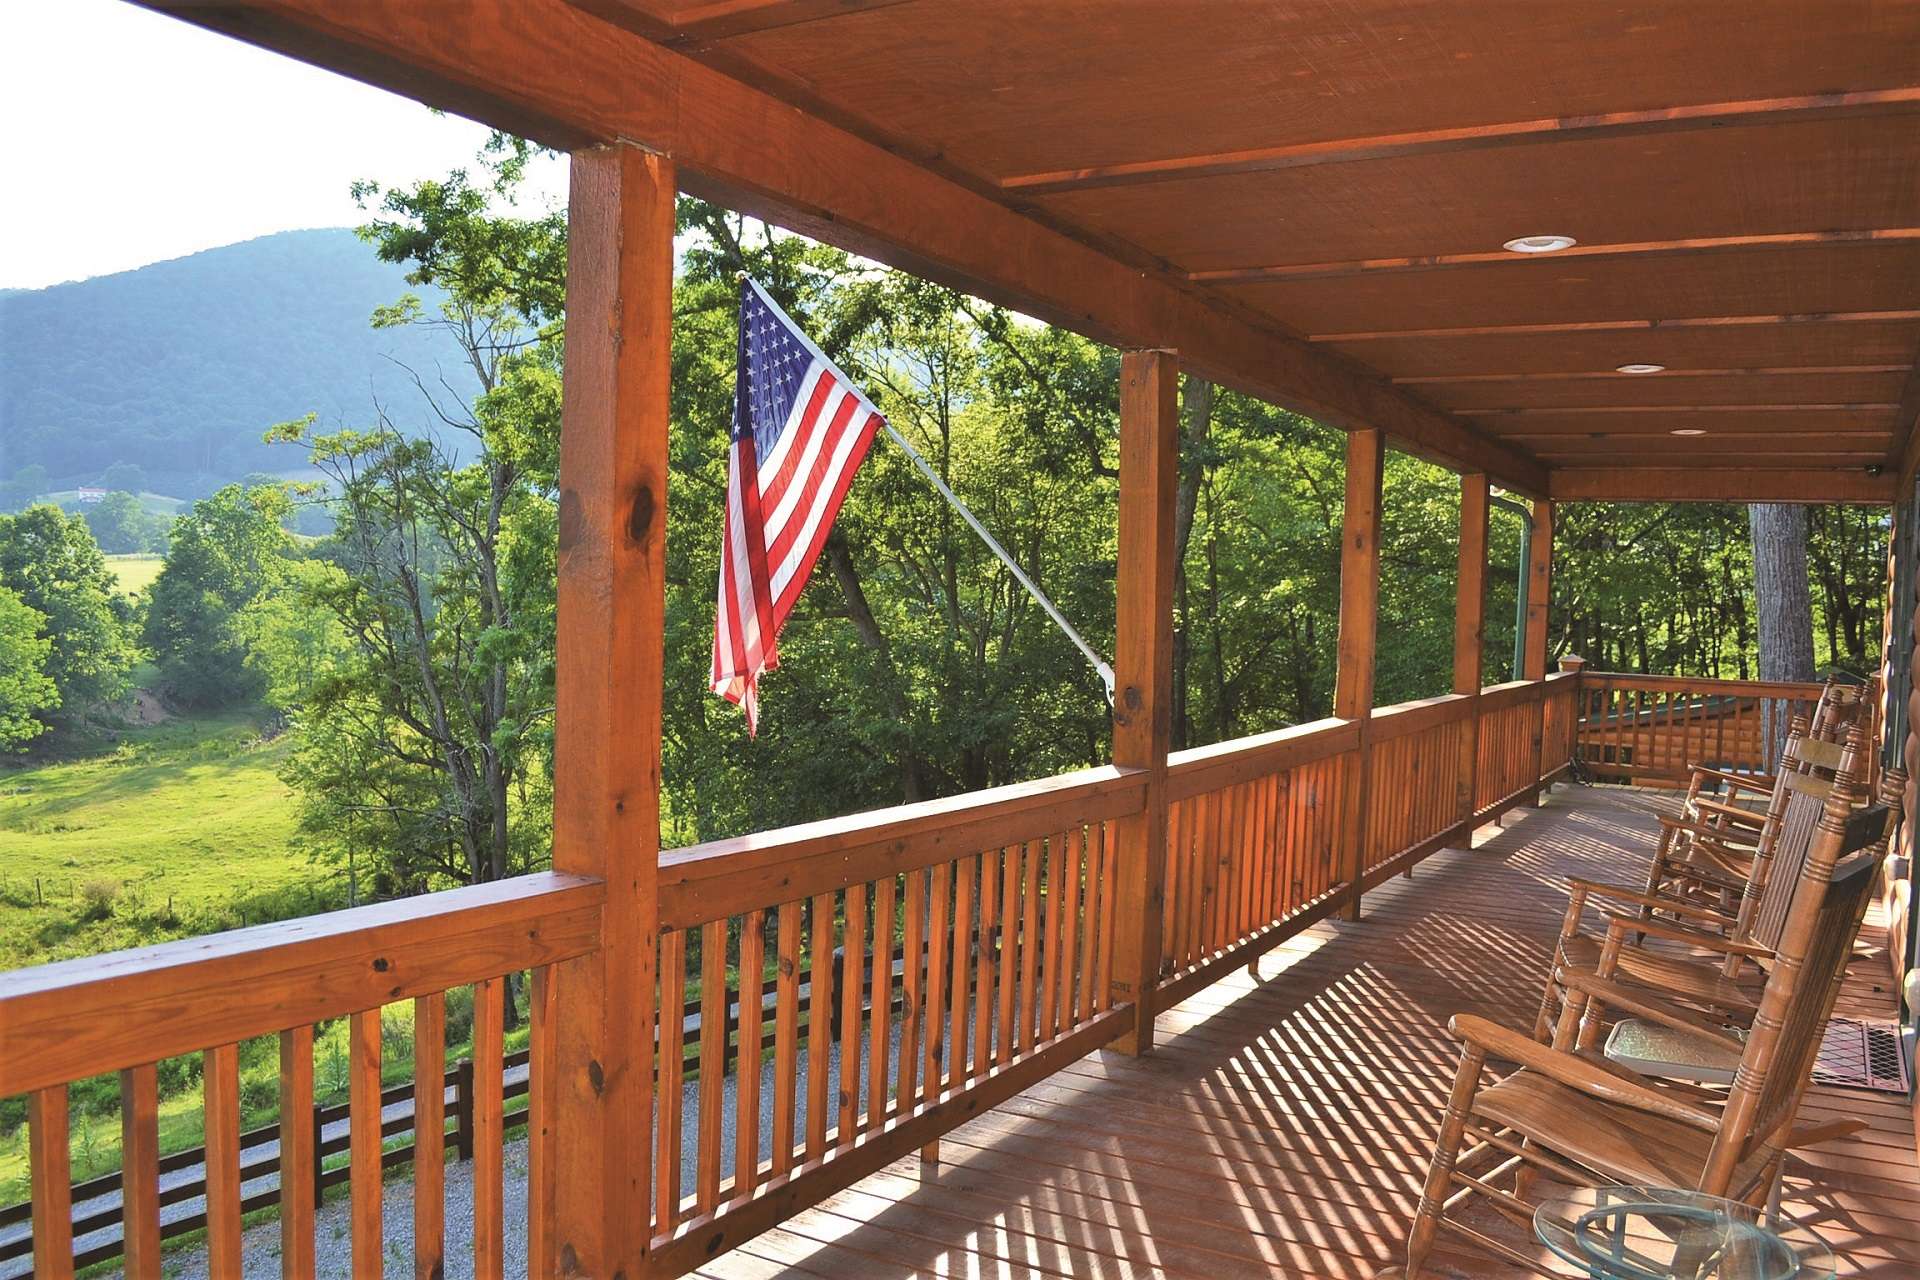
[1489,493,1534,681]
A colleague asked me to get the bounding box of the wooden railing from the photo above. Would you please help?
[2,678,1587,1278]
[0,873,601,1279]
[1573,672,1827,786]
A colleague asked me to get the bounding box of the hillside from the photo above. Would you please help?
[0,229,479,498]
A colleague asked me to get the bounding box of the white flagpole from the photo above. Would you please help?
[740,274,1115,704]
[878,421,1115,705]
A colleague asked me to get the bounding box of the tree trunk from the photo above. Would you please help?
[1750,502,1817,765]
[1749,503,1817,682]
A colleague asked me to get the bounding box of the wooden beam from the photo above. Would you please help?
[1312,310,1920,345]
[574,0,911,42]
[138,0,1543,494]
[1550,468,1896,505]
[1000,87,1920,194]
[1109,350,1178,1053]
[1891,359,1920,489]
[1522,500,1554,682]
[1335,428,1385,921]
[547,143,672,1277]
[1192,229,1920,286]
[1455,475,1489,834]
[1398,365,1910,386]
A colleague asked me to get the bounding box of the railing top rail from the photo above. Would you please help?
[1580,671,1828,699]
[658,764,1146,930]
[1368,693,1472,741]
[0,871,603,1097]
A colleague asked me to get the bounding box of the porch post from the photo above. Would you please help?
[547,144,672,1277]
[1523,499,1555,805]
[1335,428,1385,920]
[1522,499,1555,680]
[1454,474,1489,841]
[1110,349,1178,1055]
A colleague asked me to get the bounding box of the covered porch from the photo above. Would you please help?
[5,3,1920,1278]
[685,785,1917,1280]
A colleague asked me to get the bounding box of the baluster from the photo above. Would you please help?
[973,851,997,1076]
[412,993,446,1280]
[737,907,766,1187]
[206,1042,243,1280]
[864,885,892,1131]
[656,929,687,1229]
[998,846,1022,1062]
[120,1064,161,1280]
[697,919,728,1209]
[896,872,924,1122]
[837,884,866,1145]
[276,1027,316,1280]
[772,900,804,1176]
[473,977,505,1280]
[947,858,975,1081]
[527,968,556,1279]
[28,1085,73,1280]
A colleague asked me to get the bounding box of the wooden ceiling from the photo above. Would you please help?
[147,0,1920,502]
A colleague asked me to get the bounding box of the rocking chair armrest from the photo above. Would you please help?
[1655,815,1761,851]
[1784,1118,1869,1149]
[1690,797,1769,828]
[1448,1014,1720,1133]
[1603,914,1773,961]
[1564,878,1737,926]
[1661,853,1749,891]
[1557,972,1746,1051]
[1689,766,1776,796]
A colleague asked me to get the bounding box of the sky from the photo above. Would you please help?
[0,0,569,290]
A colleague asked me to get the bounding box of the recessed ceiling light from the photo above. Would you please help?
[1616,363,1666,374]
[1502,234,1578,254]
[1670,428,1707,436]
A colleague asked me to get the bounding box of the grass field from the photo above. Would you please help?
[103,552,164,597]
[0,711,319,971]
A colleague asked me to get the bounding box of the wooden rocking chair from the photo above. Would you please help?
[1374,737,1891,1280]
[1640,678,1871,919]
[1529,725,1877,1044]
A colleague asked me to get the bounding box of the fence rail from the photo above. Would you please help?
[3,676,1594,1278]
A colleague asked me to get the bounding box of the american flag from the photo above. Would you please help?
[711,278,884,734]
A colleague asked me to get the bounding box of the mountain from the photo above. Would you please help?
[0,229,480,499]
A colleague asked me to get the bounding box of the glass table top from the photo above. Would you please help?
[1534,1186,1835,1280]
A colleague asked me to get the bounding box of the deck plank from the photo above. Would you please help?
[702,784,1920,1278]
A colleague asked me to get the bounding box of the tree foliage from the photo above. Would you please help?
[143,485,294,709]
[0,505,135,736]
[0,586,58,750]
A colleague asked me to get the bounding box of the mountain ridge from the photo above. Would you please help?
[1,228,479,500]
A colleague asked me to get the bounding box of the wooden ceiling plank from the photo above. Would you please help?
[139,0,1544,492]
[1312,311,1920,344]
[1398,366,1908,384]
[1191,229,1920,285]
[1550,468,1895,504]
[1002,88,1920,195]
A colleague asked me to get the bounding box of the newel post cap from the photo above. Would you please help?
[1557,654,1588,673]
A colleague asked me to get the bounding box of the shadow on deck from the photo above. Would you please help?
[694,784,1920,1279]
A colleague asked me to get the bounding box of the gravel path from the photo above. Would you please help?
[25,1022,911,1279]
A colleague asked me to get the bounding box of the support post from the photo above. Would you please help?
[547,144,672,1278]
[1336,428,1385,920]
[1523,499,1554,680]
[1110,349,1178,1055]
[1524,499,1555,805]
[1454,474,1489,842]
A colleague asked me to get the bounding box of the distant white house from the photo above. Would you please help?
[75,487,106,504]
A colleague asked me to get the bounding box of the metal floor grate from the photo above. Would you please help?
[1811,1016,1911,1094]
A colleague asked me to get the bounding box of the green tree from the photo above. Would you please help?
[83,490,164,554]
[0,586,58,750]
[98,462,147,493]
[0,504,135,734]
[143,486,293,708]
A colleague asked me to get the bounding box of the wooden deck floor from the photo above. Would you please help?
[692,783,1920,1280]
